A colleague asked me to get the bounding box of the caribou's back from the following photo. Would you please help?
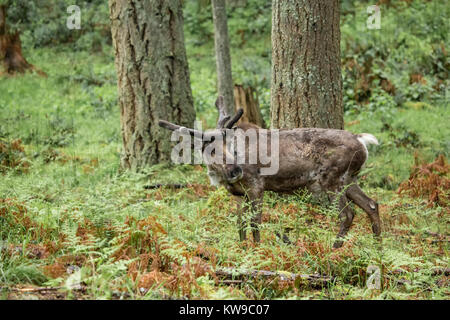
[231,125,368,193]
[261,128,367,193]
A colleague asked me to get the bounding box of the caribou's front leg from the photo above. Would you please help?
[235,193,263,243]
[333,194,355,248]
[248,193,263,243]
[234,195,247,241]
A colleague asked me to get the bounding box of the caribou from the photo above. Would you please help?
[159,97,381,248]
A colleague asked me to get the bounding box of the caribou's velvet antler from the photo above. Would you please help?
[158,120,213,139]
[225,108,244,128]
[215,95,244,129]
[159,95,245,142]
[217,115,231,129]
[158,120,185,132]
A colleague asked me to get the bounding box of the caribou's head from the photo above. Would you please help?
[158,96,245,185]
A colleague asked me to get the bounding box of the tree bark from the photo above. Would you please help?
[270,0,343,129]
[215,267,335,288]
[0,5,6,36]
[0,5,43,76]
[109,0,196,170]
[212,0,235,116]
[233,84,266,128]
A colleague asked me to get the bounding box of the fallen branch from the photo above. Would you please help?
[390,231,450,245]
[0,284,87,293]
[143,183,187,190]
[391,268,450,277]
[431,268,450,276]
[387,268,449,289]
[0,286,63,293]
[214,266,449,289]
[215,267,335,288]
[425,231,449,238]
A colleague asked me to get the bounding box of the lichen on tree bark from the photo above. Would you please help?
[109,0,195,170]
[270,0,343,130]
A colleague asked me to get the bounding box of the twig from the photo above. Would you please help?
[431,268,450,276]
[215,267,449,288]
[391,268,450,276]
[387,268,449,290]
[143,183,188,190]
[425,231,449,238]
[215,267,335,288]
[0,286,63,293]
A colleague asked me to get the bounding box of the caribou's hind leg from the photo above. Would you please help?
[333,194,355,248]
[346,184,381,238]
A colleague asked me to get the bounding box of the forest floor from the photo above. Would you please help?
[0,46,448,300]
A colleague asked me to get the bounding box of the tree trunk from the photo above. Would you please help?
[270,0,343,130]
[0,5,5,35]
[233,84,266,128]
[0,5,43,76]
[109,0,195,170]
[212,0,235,115]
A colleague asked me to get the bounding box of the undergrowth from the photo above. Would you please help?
[0,0,448,300]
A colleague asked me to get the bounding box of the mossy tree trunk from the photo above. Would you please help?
[270,0,343,129]
[109,0,195,170]
[0,5,41,75]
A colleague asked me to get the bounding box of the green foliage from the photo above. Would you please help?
[0,255,48,286]
[0,138,30,174]
[186,0,448,126]
[184,0,272,126]
[184,0,271,46]
[0,0,448,300]
[6,0,110,52]
[341,0,449,112]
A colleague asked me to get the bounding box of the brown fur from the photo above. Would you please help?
[206,123,381,248]
[159,104,381,248]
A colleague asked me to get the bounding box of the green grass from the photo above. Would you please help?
[0,0,449,300]
[346,101,450,189]
[0,48,448,299]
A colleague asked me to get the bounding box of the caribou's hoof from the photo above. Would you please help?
[275,232,292,245]
[333,240,344,249]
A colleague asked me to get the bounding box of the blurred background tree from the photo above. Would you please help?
[0,2,38,74]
